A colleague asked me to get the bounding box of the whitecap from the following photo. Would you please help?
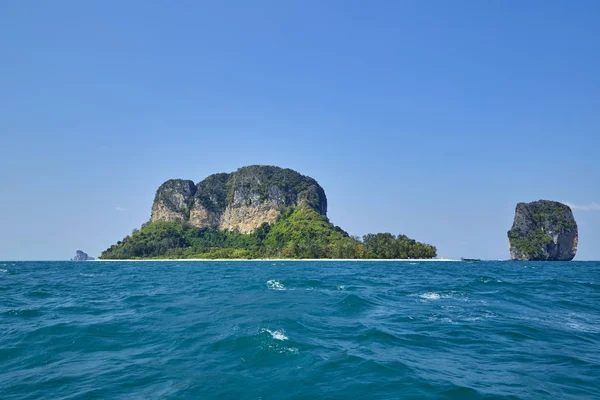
[337,285,346,291]
[266,280,285,290]
[261,328,288,341]
[412,291,468,301]
[281,347,299,354]
[0,269,8,273]
[79,273,95,277]
[419,292,441,300]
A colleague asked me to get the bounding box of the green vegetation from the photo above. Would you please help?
[192,166,327,214]
[194,173,230,212]
[508,200,577,260]
[508,229,553,260]
[100,207,437,260]
[107,166,438,260]
[362,233,438,259]
[530,202,577,232]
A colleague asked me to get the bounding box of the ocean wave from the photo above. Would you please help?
[337,294,376,312]
[478,276,503,284]
[412,291,467,301]
[2,260,600,399]
[357,327,404,345]
[2,308,43,318]
[260,328,288,341]
[280,346,298,354]
[25,290,51,298]
[563,313,600,333]
[566,322,600,333]
[419,292,441,300]
[428,314,455,324]
[0,269,8,273]
[266,280,285,290]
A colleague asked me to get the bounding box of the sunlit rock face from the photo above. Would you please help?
[508,200,578,261]
[151,166,327,234]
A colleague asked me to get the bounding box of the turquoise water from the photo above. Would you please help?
[1,261,599,399]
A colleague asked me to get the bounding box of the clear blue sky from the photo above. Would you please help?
[1,1,599,260]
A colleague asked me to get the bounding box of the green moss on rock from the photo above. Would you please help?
[507,200,578,261]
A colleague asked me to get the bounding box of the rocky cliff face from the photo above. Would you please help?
[507,200,578,261]
[73,250,94,261]
[151,166,327,234]
[151,179,197,222]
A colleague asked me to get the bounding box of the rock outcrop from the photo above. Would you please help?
[507,200,578,261]
[73,250,94,261]
[151,165,327,234]
[151,179,196,222]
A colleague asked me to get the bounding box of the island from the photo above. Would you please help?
[100,165,437,259]
[72,250,95,261]
[507,200,578,261]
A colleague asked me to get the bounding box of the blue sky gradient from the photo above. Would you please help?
[1,1,599,260]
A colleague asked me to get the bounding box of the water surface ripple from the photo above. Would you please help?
[1,261,599,399]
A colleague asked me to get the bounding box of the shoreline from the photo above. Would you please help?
[95,258,461,262]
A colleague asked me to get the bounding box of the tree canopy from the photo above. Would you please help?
[101,207,436,260]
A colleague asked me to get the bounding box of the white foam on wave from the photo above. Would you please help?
[267,344,299,354]
[464,310,496,322]
[266,280,285,290]
[261,328,288,341]
[0,269,8,273]
[412,291,467,301]
[79,273,95,277]
[281,346,299,354]
[428,314,455,324]
[419,292,441,300]
[337,285,346,291]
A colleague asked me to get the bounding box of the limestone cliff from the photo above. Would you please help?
[151,179,196,222]
[507,200,578,261]
[151,166,327,234]
[72,250,94,261]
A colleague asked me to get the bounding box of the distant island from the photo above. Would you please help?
[508,200,578,261]
[72,250,94,261]
[100,165,437,260]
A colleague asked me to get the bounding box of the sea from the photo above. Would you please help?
[1,260,599,399]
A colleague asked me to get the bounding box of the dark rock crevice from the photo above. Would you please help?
[150,165,327,233]
[507,200,578,261]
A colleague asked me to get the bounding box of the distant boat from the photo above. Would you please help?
[461,258,481,262]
